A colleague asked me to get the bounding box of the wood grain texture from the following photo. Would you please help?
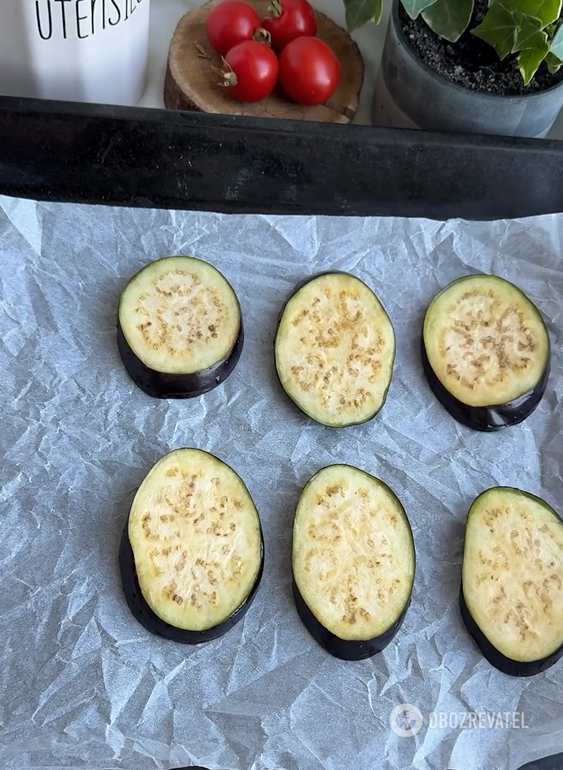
[164,0,364,123]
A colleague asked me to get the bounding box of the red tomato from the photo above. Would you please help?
[220,41,279,102]
[205,0,260,56]
[261,0,317,53]
[279,36,339,105]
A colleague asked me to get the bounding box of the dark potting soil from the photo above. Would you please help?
[398,0,563,96]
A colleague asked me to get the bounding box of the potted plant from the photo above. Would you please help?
[343,0,563,137]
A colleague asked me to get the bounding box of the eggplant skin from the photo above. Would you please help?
[275,272,395,428]
[421,339,550,431]
[119,523,264,644]
[116,322,244,399]
[292,580,411,661]
[459,589,563,677]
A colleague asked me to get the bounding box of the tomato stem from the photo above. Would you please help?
[213,59,238,88]
[253,27,272,45]
[267,0,282,18]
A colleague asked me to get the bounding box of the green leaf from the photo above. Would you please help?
[513,15,549,52]
[473,0,557,83]
[343,0,382,31]
[400,0,439,20]
[519,0,561,27]
[488,0,561,27]
[421,0,473,42]
[546,51,562,72]
[549,22,563,59]
[518,46,549,84]
[472,3,516,60]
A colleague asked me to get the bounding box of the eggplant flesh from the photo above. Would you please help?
[275,272,395,428]
[117,323,243,399]
[121,448,263,642]
[118,256,242,399]
[292,464,415,660]
[422,274,550,431]
[421,341,549,431]
[459,591,563,677]
[293,579,411,661]
[461,487,563,676]
[120,525,263,644]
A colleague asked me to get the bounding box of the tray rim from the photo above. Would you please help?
[1,95,563,220]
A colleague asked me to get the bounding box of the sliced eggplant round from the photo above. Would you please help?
[461,486,563,676]
[292,464,415,660]
[117,256,243,399]
[274,272,395,427]
[120,448,264,643]
[422,274,550,431]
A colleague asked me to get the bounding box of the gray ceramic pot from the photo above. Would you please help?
[372,0,563,138]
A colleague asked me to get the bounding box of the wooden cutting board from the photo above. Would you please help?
[164,0,364,123]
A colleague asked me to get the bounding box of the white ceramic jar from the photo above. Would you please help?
[0,0,150,106]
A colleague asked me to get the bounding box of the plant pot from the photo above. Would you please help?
[372,0,563,138]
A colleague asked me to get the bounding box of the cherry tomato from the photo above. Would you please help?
[220,41,279,102]
[279,36,339,105]
[205,0,260,56]
[261,0,317,53]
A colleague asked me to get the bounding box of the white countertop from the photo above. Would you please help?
[142,0,563,139]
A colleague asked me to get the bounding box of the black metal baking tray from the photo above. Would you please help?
[1,95,563,221]
[2,95,563,770]
[177,759,563,770]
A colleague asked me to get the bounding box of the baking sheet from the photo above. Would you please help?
[1,197,562,770]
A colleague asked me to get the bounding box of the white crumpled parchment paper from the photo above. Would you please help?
[1,197,562,770]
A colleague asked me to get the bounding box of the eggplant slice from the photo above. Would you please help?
[120,448,263,643]
[422,274,550,431]
[292,464,415,660]
[118,256,243,398]
[461,487,563,676]
[275,272,395,427]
